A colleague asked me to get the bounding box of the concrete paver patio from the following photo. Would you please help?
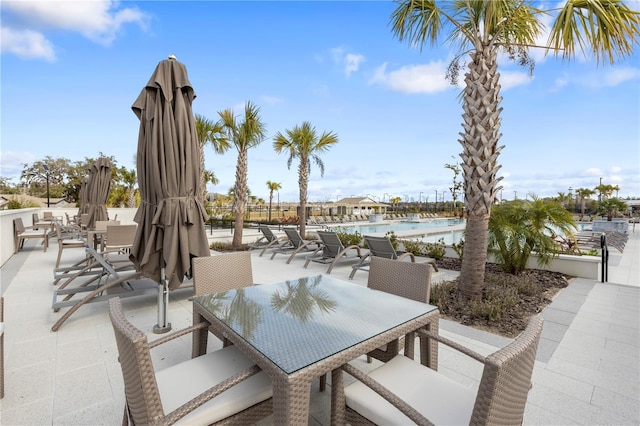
[0,225,638,425]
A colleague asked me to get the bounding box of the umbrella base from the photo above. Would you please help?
[153,323,172,334]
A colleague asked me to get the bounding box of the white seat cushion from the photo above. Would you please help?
[20,230,46,237]
[156,345,272,425]
[344,354,476,425]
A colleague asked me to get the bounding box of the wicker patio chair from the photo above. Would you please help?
[303,230,366,274]
[108,297,273,425]
[365,256,433,364]
[53,221,86,269]
[13,218,48,253]
[0,296,4,399]
[337,315,543,426]
[270,228,322,263]
[350,235,417,279]
[192,252,254,348]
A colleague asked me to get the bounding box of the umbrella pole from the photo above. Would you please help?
[153,268,172,334]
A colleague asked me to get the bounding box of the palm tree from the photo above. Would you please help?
[489,196,577,274]
[121,168,137,208]
[556,192,570,209]
[575,187,596,220]
[217,102,267,249]
[266,181,282,222]
[196,114,229,205]
[390,0,639,301]
[273,121,339,237]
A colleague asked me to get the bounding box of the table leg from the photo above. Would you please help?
[273,378,312,425]
[330,369,346,425]
[191,310,209,358]
[420,319,439,370]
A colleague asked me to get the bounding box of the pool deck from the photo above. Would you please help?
[0,225,638,425]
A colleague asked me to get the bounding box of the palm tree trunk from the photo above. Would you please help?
[232,149,248,249]
[458,48,503,302]
[268,192,273,222]
[299,160,309,237]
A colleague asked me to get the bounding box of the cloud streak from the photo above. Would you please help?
[1,0,149,60]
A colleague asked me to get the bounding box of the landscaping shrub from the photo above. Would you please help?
[424,238,446,260]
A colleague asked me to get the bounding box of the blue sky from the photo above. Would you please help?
[2,1,639,204]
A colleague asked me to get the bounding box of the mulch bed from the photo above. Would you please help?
[434,258,571,338]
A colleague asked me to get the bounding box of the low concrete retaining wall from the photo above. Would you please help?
[442,247,600,280]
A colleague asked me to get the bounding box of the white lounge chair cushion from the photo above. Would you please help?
[345,354,476,425]
[62,238,84,245]
[156,345,272,425]
[19,229,46,237]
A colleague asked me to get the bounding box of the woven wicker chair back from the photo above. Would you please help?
[471,316,543,424]
[109,298,164,424]
[192,252,253,296]
[368,256,431,302]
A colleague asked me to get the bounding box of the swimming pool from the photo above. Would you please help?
[325,218,467,244]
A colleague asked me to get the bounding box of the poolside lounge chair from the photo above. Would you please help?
[349,235,438,279]
[13,218,48,253]
[108,297,273,426]
[193,252,254,347]
[51,224,149,332]
[303,230,366,274]
[249,225,288,255]
[271,228,322,263]
[336,316,543,426]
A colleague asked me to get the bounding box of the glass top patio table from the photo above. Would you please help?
[192,274,439,425]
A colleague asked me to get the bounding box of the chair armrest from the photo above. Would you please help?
[340,363,431,426]
[148,322,209,349]
[397,253,415,262]
[417,329,485,363]
[344,245,364,257]
[161,364,262,426]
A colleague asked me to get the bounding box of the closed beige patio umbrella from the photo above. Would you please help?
[77,175,90,216]
[129,55,210,333]
[85,157,112,229]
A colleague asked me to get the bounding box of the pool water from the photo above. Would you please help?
[327,218,466,244]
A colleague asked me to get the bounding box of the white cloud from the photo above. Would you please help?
[499,71,534,90]
[0,151,36,177]
[0,27,55,61]
[586,167,603,176]
[329,47,365,77]
[611,166,622,174]
[1,0,149,60]
[369,62,451,94]
[344,53,365,77]
[563,67,640,89]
